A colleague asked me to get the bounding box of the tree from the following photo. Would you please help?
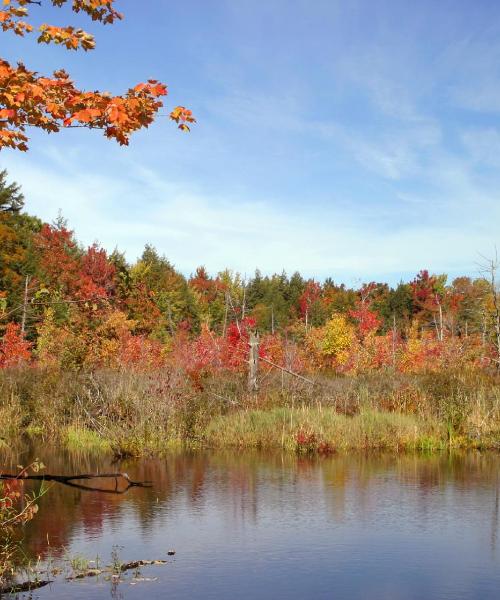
[299,280,326,328]
[410,270,447,340]
[128,246,201,338]
[322,280,357,315]
[0,171,41,309]
[246,269,266,309]
[34,220,81,296]
[349,302,381,339]
[0,169,24,211]
[0,0,195,151]
[479,254,500,369]
[348,282,382,340]
[316,314,356,371]
[286,271,305,318]
[0,322,31,366]
[450,276,489,338]
[375,282,413,335]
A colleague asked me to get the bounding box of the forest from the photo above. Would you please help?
[0,169,499,455]
[2,2,500,597]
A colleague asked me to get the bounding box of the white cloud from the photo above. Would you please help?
[2,148,498,284]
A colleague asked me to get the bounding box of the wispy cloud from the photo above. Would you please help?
[2,1,500,284]
[3,147,498,283]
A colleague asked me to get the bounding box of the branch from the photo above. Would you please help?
[0,472,152,494]
[1,490,43,526]
[260,356,315,385]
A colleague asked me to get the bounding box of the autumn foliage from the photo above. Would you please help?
[1,170,499,381]
[0,0,195,150]
[0,322,31,367]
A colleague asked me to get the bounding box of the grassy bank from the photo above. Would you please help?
[0,367,499,455]
[205,407,445,451]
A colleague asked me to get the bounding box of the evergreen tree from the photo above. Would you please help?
[0,170,24,213]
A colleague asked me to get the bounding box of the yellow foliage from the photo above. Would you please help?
[35,307,86,369]
[96,310,135,338]
[321,314,355,364]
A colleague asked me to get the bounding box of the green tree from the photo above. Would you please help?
[0,171,41,317]
[0,169,24,212]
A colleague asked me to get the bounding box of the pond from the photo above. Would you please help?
[2,447,499,599]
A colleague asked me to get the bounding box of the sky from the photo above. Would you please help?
[2,0,500,285]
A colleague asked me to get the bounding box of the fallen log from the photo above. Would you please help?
[0,473,152,494]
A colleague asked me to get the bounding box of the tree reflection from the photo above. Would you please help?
[0,446,499,564]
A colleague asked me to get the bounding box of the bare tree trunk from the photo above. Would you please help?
[392,313,397,369]
[222,291,229,337]
[481,253,500,369]
[227,291,241,335]
[21,275,29,334]
[438,302,444,342]
[490,266,500,369]
[433,316,439,339]
[271,305,275,335]
[247,330,259,392]
[241,282,246,320]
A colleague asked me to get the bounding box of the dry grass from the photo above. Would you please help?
[203,407,444,451]
[0,366,498,454]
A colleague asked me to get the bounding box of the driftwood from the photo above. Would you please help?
[0,473,152,495]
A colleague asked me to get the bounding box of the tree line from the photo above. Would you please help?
[1,170,499,374]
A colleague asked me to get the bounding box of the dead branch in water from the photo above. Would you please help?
[0,472,152,494]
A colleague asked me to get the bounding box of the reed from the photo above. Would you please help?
[63,426,112,454]
[203,407,445,452]
[0,366,498,454]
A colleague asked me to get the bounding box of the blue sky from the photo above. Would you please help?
[2,0,500,285]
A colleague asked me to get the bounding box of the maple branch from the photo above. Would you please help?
[0,60,194,150]
[1,487,49,526]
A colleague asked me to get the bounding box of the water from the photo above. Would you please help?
[2,447,499,599]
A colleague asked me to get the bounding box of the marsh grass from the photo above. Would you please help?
[0,366,498,454]
[64,426,112,455]
[203,407,445,452]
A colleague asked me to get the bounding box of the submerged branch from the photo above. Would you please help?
[0,473,152,494]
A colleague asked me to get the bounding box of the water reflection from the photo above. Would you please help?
[1,446,499,599]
